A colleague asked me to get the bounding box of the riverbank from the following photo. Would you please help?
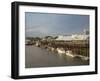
[26,38,89,61]
[44,46,89,61]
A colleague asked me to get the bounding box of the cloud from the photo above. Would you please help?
[25,12,89,37]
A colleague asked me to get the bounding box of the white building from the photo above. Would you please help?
[56,35,72,41]
[56,34,89,41]
[72,34,89,40]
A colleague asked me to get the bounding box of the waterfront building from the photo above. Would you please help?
[56,34,89,41]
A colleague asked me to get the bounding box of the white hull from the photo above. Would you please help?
[65,51,75,57]
[57,48,65,54]
[66,53,75,57]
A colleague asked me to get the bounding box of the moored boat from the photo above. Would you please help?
[65,50,75,57]
[56,48,66,54]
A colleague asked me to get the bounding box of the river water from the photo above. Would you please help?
[25,46,89,68]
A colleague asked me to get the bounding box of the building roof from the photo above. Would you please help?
[56,35,89,41]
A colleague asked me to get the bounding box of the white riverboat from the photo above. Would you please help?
[65,50,75,57]
[56,48,66,54]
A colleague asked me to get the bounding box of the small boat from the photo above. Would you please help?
[65,51,75,57]
[74,55,83,58]
[35,42,41,47]
[74,55,89,61]
[56,48,65,54]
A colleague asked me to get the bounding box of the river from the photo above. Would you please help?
[25,46,89,68]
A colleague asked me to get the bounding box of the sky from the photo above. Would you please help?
[25,12,89,37]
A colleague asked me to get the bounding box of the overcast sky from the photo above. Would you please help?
[25,12,89,37]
